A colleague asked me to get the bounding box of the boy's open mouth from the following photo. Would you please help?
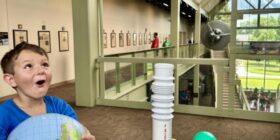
[36,80,46,85]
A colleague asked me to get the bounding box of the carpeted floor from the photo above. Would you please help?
[2,83,280,140]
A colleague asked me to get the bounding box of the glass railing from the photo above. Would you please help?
[96,45,280,122]
[97,56,228,105]
[102,44,202,92]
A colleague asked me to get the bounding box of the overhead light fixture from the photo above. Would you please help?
[182,12,186,15]
[188,15,191,18]
[163,3,168,7]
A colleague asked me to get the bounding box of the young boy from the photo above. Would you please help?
[0,42,95,140]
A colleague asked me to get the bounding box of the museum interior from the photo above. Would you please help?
[0,0,280,139]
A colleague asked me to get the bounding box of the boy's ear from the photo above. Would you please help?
[3,74,17,87]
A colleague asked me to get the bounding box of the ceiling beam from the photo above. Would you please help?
[183,0,208,17]
[209,0,228,19]
[238,8,280,14]
[201,0,209,8]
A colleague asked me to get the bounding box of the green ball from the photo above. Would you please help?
[193,131,217,140]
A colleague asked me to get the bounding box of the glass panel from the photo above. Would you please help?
[248,60,265,80]
[236,59,247,87]
[236,59,280,113]
[247,78,264,89]
[199,65,215,107]
[237,29,280,41]
[252,29,279,41]
[262,0,280,9]
[236,59,266,91]
[260,13,280,27]
[219,0,232,12]
[264,60,280,90]
[237,14,258,27]
[238,0,258,10]
[134,53,145,77]
[119,62,132,83]
[104,62,117,90]
[215,0,231,24]
[147,63,154,76]
[179,68,195,106]
[236,29,251,41]
[136,63,145,77]
[214,14,231,25]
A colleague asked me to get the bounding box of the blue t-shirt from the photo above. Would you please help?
[0,96,78,140]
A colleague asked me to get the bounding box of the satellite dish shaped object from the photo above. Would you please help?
[201,20,230,50]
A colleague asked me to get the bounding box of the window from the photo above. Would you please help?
[236,59,280,91]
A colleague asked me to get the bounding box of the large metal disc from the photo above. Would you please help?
[201,20,230,50]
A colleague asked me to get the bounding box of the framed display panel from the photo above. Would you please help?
[119,31,124,47]
[144,33,147,44]
[13,30,28,47]
[133,33,137,46]
[111,30,116,48]
[139,33,142,45]
[58,31,69,52]
[38,31,51,53]
[103,31,107,48]
[0,32,8,46]
[126,31,131,46]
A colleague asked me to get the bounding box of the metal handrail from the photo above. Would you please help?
[240,84,251,111]
[235,76,250,110]
[104,43,199,57]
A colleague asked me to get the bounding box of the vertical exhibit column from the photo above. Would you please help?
[151,63,175,140]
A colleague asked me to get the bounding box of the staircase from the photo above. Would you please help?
[211,50,242,110]
[221,72,242,109]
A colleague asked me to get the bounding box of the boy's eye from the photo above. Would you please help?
[42,62,49,68]
[24,64,32,69]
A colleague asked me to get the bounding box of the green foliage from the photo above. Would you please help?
[215,3,231,24]
[251,29,278,41]
[215,15,231,24]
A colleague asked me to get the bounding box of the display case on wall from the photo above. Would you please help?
[38,31,51,53]
[58,31,69,52]
[133,32,137,46]
[139,33,142,45]
[13,30,28,47]
[119,30,124,47]
[103,30,107,48]
[0,32,8,46]
[127,31,131,46]
[111,30,116,48]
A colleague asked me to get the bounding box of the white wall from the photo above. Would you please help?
[0,0,14,97]
[0,0,75,97]
[103,0,192,55]
[0,0,8,31]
